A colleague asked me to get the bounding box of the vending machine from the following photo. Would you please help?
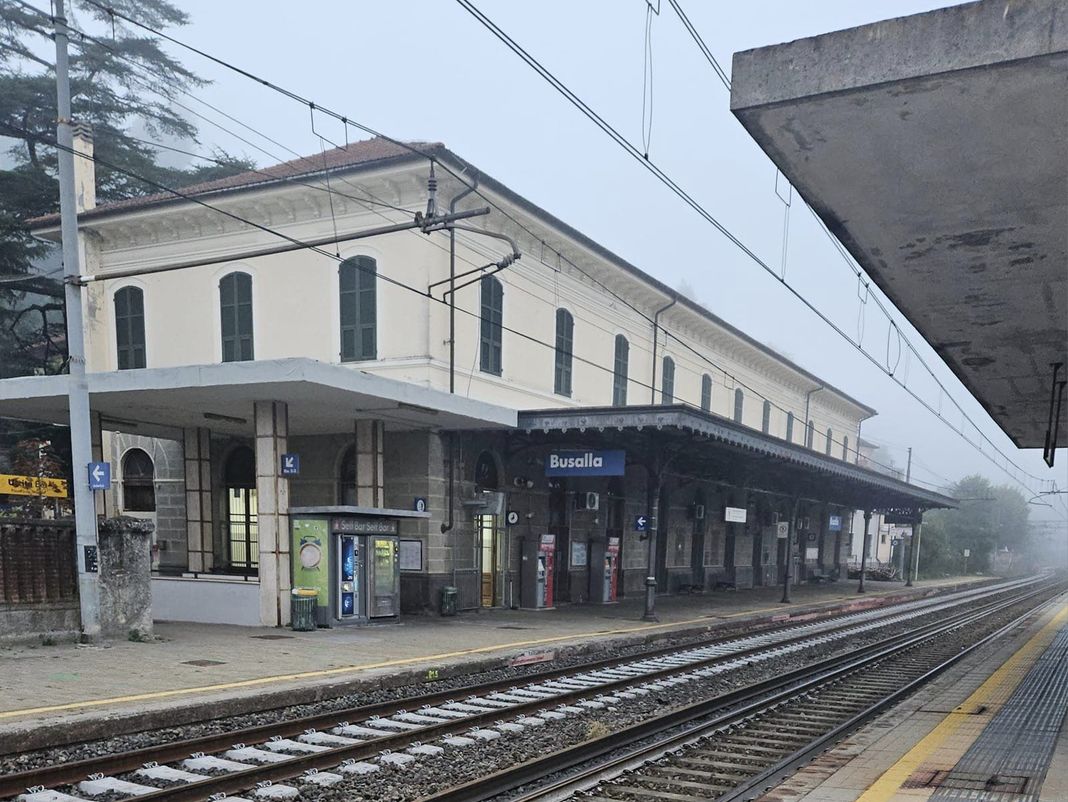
[589,536,621,603]
[520,533,556,609]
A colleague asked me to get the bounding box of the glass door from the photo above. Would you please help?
[370,537,398,617]
[227,487,258,573]
[477,515,497,607]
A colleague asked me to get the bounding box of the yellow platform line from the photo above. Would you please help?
[0,593,868,721]
[856,601,1068,802]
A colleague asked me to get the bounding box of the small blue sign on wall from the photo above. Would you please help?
[87,461,110,490]
[545,449,626,477]
[634,515,648,532]
[828,515,842,531]
[281,453,300,476]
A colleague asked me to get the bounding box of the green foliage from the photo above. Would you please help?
[0,0,254,376]
[919,474,1030,577]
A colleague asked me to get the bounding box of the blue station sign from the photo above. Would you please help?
[545,449,626,477]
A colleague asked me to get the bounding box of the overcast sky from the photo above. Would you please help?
[54,0,1068,524]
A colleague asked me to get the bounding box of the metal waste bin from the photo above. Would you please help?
[440,586,458,616]
[291,587,318,631]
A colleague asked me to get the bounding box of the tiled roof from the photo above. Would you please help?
[28,137,439,226]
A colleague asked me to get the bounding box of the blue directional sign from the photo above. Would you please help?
[87,461,110,491]
[280,453,300,477]
[634,515,648,532]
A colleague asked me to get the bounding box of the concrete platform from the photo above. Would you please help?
[755,588,1068,801]
[0,576,987,751]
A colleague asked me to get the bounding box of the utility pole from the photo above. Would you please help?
[54,0,100,638]
[781,496,800,604]
[905,447,912,484]
[857,509,872,593]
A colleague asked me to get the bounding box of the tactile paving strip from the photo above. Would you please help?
[929,624,1068,802]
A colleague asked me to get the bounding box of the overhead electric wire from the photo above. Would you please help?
[10,0,1002,492]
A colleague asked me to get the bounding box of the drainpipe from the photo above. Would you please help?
[650,295,678,404]
[441,180,477,539]
[804,384,823,447]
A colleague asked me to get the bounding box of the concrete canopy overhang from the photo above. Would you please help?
[0,357,516,438]
[730,0,1068,448]
[517,405,957,512]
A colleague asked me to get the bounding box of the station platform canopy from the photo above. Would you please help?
[518,405,957,512]
[729,0,1067,449]
[0,357,516,438]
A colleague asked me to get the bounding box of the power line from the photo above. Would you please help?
[451,0,1056,496]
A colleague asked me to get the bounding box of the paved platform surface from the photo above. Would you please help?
[756,588,1068,802]
[0,576,985,742]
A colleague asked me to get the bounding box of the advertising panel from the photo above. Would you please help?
[292,518,329,608]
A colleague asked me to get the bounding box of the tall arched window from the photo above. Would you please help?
[479,276,503,375]
[224,446,257,572]
[701,374,713,412]
[114,287,146,370]
[220,272,254,362]
[338,445,357,505]
[842,435,850,461]
[734,388,744,423]
[825,428,833,455]
[761,400,771,433]
[121,448,154,512]
[661,356,675,404]
[554,308,574,396]
[806,420,815,449]
[612,335,629,406]
[786,412,794,443]
[339,255,377,361]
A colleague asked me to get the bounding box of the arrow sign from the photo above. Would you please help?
[87,461,110,491]
[634,515,648,532]
[280,453,300,477]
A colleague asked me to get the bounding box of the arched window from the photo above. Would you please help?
[842,435,850,461]
[479,276,503,375]
[700,374,713,412]
[115,287,146,370]
[661,356,675,404]
[761,400,771,434]
[786,412,794,443]
[220,272,254,362]
[806,420,815,449]
[339,255,377,361]
[338,445,357,505]
[612,335,629,406]
[121,448,154,512]
[224,446,257,572]
[734,388,744,423]
[474,451,500,489]
[554,308,574,396]
[826,428,833,455]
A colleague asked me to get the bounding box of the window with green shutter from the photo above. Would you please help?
[612,335,629,406]
[340,256,377,361]
[661,356,675,404]
[114,286,146,370]
[220,272,254,362]
[479,276,503,375]
[554,308,574,396]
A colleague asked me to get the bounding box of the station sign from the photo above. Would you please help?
[0,473,68,498]
[331,517,398,535]
[545,450,625,477]
[724,506,747,523]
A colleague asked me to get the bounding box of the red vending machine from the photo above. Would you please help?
[590,536,621,603]
[521,533,556,609]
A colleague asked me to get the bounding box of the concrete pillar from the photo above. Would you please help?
[255,401,290,626]
[97,516,153,640]
[355,419,385,508]
[183,428,213,573]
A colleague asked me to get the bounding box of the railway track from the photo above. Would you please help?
[4,577,1053,802]
[417,580,1064,802]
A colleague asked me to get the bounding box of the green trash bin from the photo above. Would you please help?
[291,587,318,631]
[440,586,458,616]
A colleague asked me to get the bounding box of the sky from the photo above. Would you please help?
[40,0,1068,526]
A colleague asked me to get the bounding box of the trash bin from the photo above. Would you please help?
[291,587,318,631]
[440,586,458,616]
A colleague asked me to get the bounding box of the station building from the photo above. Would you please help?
[0,133,953,627]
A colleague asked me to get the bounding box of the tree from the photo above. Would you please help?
[0,0,253,376]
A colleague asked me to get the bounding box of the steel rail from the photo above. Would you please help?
[412,582,1062,802]
[4,579,1024,795]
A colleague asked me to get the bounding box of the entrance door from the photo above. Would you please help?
[224,446,257,574]
[751,528,764,586]
[548,480,570,603]
[477,515,497,607]
[369,537,399,617]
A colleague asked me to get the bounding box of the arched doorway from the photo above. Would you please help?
[121,448,155,512]
[224,446,257,573]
